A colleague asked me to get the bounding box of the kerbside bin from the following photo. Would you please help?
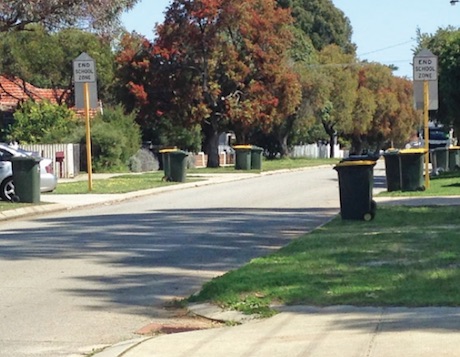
[233,145,252,170]
[383,150,401,192]
[399,148,426,191]
[334,160,377,221]
[431,147,449,174]
[250,146,263,170]
[448,146,460,171]
[11,156,41,203]
[159,149,188,182]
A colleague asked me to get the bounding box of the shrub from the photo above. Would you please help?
[128,148,159,172]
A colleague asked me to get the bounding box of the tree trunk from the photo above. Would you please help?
[202,120,220,168]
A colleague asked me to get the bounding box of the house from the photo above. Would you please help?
[0,75,70,129]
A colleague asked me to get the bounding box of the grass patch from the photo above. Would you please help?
[188,158,338,174]
[0,201,37,211]
[52,171,178,194]
[378,170,460,197]
[189,205,460,314]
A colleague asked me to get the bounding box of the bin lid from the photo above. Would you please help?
[159,148,178,153]
[399,148,427,155]
[233,145,252,150]
[449,146,460,150]
[335,160,376,167]
[383,149,399,155]
[10,156,41,162]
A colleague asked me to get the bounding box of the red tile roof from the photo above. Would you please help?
[0,75,69,110]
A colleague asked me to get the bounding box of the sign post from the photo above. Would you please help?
[73,52,97,191]
[413,49,438,190]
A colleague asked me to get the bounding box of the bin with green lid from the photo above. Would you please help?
[233,145,252,170]
[11,156,41,203]
[250,146,264,170]
[448,146,460,171]
[383,149,401,192]
[431,147,449,174]
[334,160,377,221]
[159,148,188,182]
[399,148,426,191]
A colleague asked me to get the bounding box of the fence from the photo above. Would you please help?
[20,143,80,179]
[290,144,346,159]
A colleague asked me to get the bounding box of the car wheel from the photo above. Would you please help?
[0,177,15,201]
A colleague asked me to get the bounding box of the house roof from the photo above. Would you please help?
[0,75,69,110]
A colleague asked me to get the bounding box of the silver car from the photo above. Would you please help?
[0,143,58,201]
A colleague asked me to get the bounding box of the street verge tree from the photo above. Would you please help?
[116,0,301,167]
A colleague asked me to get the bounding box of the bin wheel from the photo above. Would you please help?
[417,185,426,191]
[363,212,373,221]
[162,175,172,182]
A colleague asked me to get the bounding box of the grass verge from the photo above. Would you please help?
[188,205,460,316]
[378,170,460,197]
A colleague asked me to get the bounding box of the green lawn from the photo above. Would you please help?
[189,205,460,316]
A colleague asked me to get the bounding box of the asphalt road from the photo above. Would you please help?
[0,166,341,357]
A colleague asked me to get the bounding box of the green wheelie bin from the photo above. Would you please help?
[383,149,401,192]
[334,160,377,221]
[431,147,449,174]
[250,146,263,170]
[448,146,460,171]
[399,148,426,191]
[11,156,41,203]
[233,145,252,170]
[159,148,188,182]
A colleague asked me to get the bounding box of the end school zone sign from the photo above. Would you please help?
[413,51,438,81]
[73,52,97,83]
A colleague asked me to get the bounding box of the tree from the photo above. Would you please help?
[0,25,116,104]
[278,0,355,53]
[116,0,301,166]
[8,100,78,143]
[0,0,139,34]
[417,27,460,136]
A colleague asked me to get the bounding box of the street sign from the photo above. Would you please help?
[73,52,96,83]
[413,49,438,81]
[413,80,438,110]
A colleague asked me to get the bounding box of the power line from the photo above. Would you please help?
[358,39,416,57]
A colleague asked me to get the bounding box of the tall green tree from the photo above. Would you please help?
[0,0,139,34]
[278,0,355,53]
[0,25,115,104]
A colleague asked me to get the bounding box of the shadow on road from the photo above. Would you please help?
[0,206,338,314]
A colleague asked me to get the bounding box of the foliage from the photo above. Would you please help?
[278,0,355,53]
[8,100,78,143]
[0,25,115,103]
[115,0,301,167]
[71,105,142,172]
[417,27,460,136]
[0,0,139,35]
[128,148,159,172]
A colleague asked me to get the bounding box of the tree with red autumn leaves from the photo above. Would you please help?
[116,0,301,167]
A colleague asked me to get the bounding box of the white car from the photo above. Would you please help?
[0,143,58,201]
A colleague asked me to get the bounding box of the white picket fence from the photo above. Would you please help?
[20,143,80,179]
[290,144,346,159]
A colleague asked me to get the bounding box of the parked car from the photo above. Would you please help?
[0,143,58,201]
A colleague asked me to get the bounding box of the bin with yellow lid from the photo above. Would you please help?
[448,146,460,171]
[334,160,377,221]
[159,148,188,182]
[399,148,427,191]
[233,145,252,170]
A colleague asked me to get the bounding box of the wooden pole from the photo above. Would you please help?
[84,82,93,191]
[423,80,430,190]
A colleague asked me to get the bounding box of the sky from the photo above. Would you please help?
[121,0,460,79]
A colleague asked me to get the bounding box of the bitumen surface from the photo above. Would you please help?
[2,164,460,357]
